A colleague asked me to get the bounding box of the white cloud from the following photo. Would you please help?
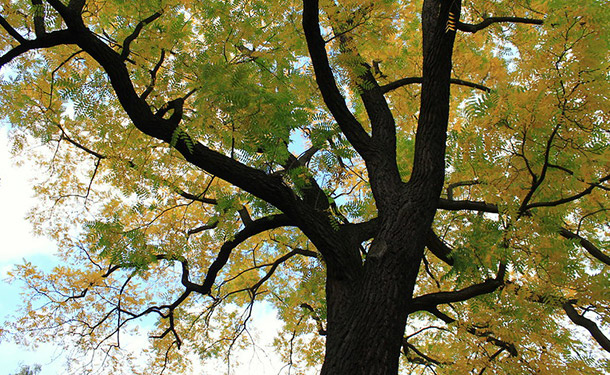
[0,127,57,263]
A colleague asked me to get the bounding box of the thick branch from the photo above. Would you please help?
[381,77,490,94]
[559,228,610,266]
[0,30,75,68]
[40,10,300,215]
[302,0,373,160]
[0,15,27,43]
[438,198,499,213]
[456,17,543,33]
[426,229,454,266]
[31,0,46,36]
[410,263,506,312]
[562,302,610,353]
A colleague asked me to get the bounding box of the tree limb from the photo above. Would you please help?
[562,302,610,353]
[381,77,490,94]
[121,11,163,60]
[438,198,499,213]
[302,0,373,160]
[425,307,518,356]
[525,174,610,210]
[31,0,46,36]
[456,17,543,33]
[0,15,27,43]
[559,228,610,266]
[426,229,454,266]
[0,30,75,68]
[410,263,506,312]
[196,214,295,295]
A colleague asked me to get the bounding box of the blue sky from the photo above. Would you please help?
[0,126,66,373]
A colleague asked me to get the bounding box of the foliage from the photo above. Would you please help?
[10,364,42,375]
[0,0,608,374]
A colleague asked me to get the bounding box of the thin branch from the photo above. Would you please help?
[187,220,218,236]
[56,122,107,159]
[425,307,518,356]
[300,303,327,335]
[141,49,165,100]
[174,187,217,205]
[456,17,543,33]
[402,339,446,366]
[525,174,610,210]
[196,214,295,294]
[121,11,163,60]
[250,248,317,293]
[381,77,490,94]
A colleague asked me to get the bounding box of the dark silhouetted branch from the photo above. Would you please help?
[410,263,506,311]
[121,11,163,60]
[559,228,610,266]
[457,17,543,33]
[381,77,490,94]
[0,15,27,43]
[562,302,610,353]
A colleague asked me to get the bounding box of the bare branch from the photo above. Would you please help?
[381,77,490,94]
[121,11,163,60]
[457,17,543,33]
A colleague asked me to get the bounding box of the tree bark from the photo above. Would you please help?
[318,0,460,373]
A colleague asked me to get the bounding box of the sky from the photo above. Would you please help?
[0,127,292,374]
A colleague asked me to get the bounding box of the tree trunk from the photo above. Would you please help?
[319,0,460,371]
[321,194,438,374]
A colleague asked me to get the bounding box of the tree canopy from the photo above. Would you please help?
[0,0,608,374]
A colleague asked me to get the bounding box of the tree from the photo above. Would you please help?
[0,0,608,373]
[10,364,42,375]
